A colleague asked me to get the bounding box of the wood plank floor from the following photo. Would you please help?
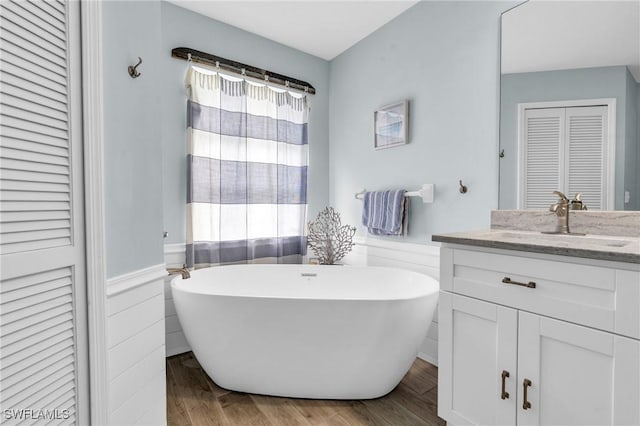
[167,352,444,426]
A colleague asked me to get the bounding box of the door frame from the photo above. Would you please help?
[516,98,616,210]
[80,1,109,424]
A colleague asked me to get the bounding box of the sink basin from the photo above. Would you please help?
[489,231,634,248]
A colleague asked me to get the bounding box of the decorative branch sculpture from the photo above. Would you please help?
[307,207,356,265]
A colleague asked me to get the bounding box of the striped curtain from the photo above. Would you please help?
[185,67,308,268]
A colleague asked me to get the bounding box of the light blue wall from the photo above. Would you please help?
[625,70,638,210]
[329,1,511,242]
[499,66,630,210]
[159,2,330,244]
[103,1,165,278]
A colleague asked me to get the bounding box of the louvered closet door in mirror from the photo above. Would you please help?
[521,107,564,209]
[0,1,88,424]
[565,106,608,211]
[519,105,609,210]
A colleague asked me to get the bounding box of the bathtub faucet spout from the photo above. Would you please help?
[167,264,191,279]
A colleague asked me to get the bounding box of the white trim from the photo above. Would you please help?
[106,264,167,297]
[516,98,616,210]
[81,0,109,424]
[353,236,440,256]
[166,345,192,358]
[164,243,187,255]
[418,351,438,365]
[164,243,186,267]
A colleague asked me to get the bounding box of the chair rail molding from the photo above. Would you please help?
[81,0,108,423]
[106,264,168,297]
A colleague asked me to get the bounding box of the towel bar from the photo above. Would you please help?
[355,184,434,203]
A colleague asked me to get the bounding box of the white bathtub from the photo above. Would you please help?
[171,264,438,399]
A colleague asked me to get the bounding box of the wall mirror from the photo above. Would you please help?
[499,0,640,211]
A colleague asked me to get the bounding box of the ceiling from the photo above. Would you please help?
[502,0,640,81]
[167,1,419,60]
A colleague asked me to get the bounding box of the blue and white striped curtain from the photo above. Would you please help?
[185,67,308,268]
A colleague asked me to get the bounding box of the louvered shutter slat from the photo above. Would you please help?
[1,35,67,74]
[3,363,74,408]
[1,79,68,112]
[0,147,69,166]
[2,314,73,358]
[1,301,73,346]
[1,3,66,50]
[30,0,66,25]
[1,322,73,359]
[1,125,69,148]
[0,17,66,62]
[1,139,69,158]
[10,0,66,35]
[2,104,69,131]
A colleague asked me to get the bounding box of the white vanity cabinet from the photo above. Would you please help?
[438,246,640,426]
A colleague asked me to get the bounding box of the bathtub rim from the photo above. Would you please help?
[170,264,439,302]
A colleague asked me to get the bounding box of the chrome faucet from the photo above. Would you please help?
[167,264,190,279]
[545,191,586,235]
[548,191,571,234]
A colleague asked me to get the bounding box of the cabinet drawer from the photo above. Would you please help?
[440,248,640,339]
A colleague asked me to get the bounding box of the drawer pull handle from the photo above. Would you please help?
[523,379,532,410]
[501,370,510,400]
[502,277,536,289]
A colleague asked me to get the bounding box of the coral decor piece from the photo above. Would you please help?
[307,207,356,265]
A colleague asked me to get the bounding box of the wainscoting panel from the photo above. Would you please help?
[343,237,441,365]
[106,265,166,425]
[164,243,191,356]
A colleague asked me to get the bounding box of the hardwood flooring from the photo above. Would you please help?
[166,352,444,426]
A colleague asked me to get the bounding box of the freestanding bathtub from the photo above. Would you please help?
[171,264,439,399]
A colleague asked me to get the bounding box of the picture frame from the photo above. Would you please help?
[374,100,409,150]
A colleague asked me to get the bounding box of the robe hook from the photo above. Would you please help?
[128,56,143,78]
[459,180,468,194]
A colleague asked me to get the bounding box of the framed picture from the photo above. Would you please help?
[374,100,408,149]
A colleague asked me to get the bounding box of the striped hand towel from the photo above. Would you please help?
[362,190,408,236]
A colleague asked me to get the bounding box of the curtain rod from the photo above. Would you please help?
[171,47,316,95]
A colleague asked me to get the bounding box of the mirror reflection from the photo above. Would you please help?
[499,1,640,210]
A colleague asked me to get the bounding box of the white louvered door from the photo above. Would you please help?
[0,1,88,424]
[521,107,564,209]
[519,105,609,210]
[565,106,608,211]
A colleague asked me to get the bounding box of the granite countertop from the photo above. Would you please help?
[432,229,640,264]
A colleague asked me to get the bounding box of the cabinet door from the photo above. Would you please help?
[517,312,640,426]
[439,292,518,425]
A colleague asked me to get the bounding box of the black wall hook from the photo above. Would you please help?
[128,57,142,78]
[459,180,468,194]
